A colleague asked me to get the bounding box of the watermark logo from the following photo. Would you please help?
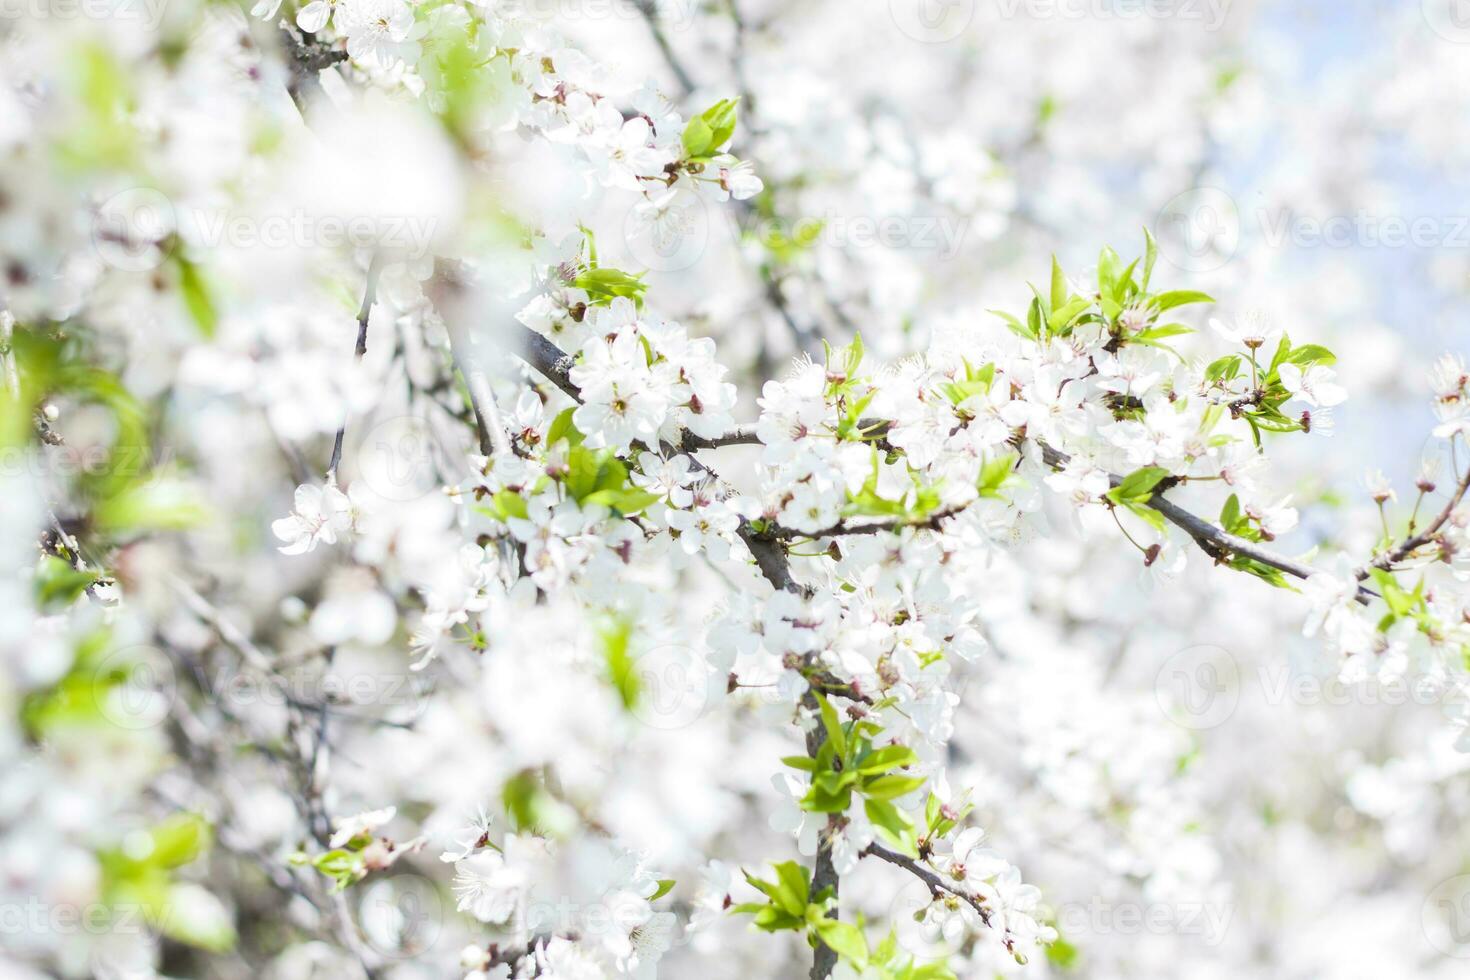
[91,188,440,272]
[205,664,432,724]
[1156,644,1470,731]
[1424,875,1470,957]
[504,0,699,30]
[92,188,175,274]
[359,873,444,959]
[92,643,177,731]
[1154,644,1239,730]
[1153,187,1241,273]
[890,0,976,42]
[887,876,958,958]
[355,415,450,503]
[0,0,170,28]
[1424,0,1470,43]
[0,899,154,937]
[628,643,714,730]
[992,0,1229,29]
[1051,897,1233,945]
[1,443,174,485]
[624,189,710,273]
[1258,208,1470,250]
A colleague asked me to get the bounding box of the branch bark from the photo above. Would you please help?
[327,255,382,480]
[1359,464,1470,578]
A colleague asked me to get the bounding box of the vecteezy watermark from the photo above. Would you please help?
[499,0,699,29]
[623,192,972,273]
[624,189,710,273]
[91,188,440,273]
[628,643,715,730]
[1423,0,1470,43]
[0,0,169,28]
[1424,874,1470,957]
[1153,187,1241,273]
[520,892,678,946]
[92,643,177,731]
[355,415,453,504]
[204,664,431,722]
[1257,209,1470,250]
[358,873,444,959]
[1156,644,1470,731]
[888,875,959,958]
[0,444,175,485]
[992,0,1230,30]
[1154,187,1470,272]
[890,0,977,42]
[0,899,158,937]
[1051,897,1234,945]
[1154,644,1240,730]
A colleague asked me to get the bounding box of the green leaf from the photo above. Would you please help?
[483,490,529,522]
[651,878,676,901]
[682,98,740,159]
[1204,354,1243,383]
[1220,493,1243,534]
[573,267,647,307]
[1049,255,1067,311]
[1123,500,1167,532]
[546,407,583,447]
[1148,290,1214,312]
[814,918,869,965]
[1106,466,1170,505]
[816,693,847,759]
[174,256,218,337]
[601,618,640,711]
[772,861,812,916]
[148,813,211,868]
[1283,343,1335,367]
[1134,323,1193,342]
[583,487,662,516]
[156,883,236,952]
[1096,245,1123,301]
[1048,297,1092,333]
[34,555,99,607]
[977,453,1017,499]
[94,477,211,531]
[1141,228,1158,291]
[856,744,918,775]
[862,774,927,801]
[863,798,918,857]
[990,309,1036,342]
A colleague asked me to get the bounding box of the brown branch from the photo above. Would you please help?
[509,322,842,976]
[861,842,995,932]
[327,255,382,479]
[772,503,973,541]
[279,27,348,112]
[633,0,695,98]
[1359,464,1470,578]
[510,324,1372,603]
[1036,442,1375,604]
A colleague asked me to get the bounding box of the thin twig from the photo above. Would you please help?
[861,843,996,932]
[327,254,383,480]
[511,323,1369,602]
[1358,464,1470,578]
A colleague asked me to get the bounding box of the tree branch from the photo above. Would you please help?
[509,324,1373,603]
[861,842,997,933]
[1036,442,1376,604]
[327,255,382,480]
[1359,463,1470,578]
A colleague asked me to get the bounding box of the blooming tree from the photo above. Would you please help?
[3,1,1470,979]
